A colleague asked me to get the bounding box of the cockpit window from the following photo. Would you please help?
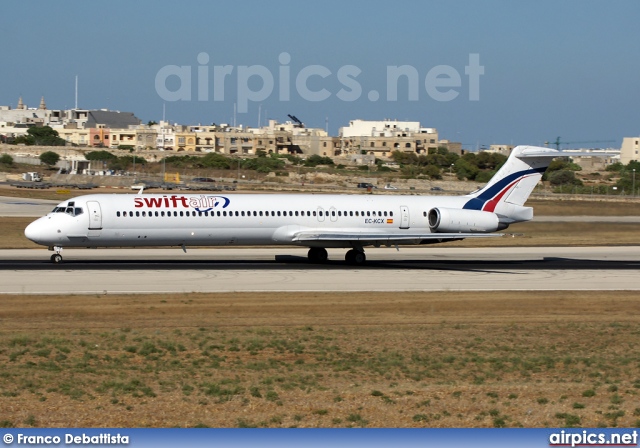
[52,206,83,216]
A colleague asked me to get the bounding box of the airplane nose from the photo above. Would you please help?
[25,219,44,244]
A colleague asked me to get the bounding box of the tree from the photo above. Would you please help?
[454,159,479,180]
[0,154,14,166]
[27,126,66,146]
[549,170,582,186]
[304,155,334,167]
[86,150,117,161]
[39,151,60,168]
[423,165,442,180]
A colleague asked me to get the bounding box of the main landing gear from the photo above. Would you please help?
[307,247,328,263]
[306,247,367,266]
[49,246,63,264]
[345,249,366,265]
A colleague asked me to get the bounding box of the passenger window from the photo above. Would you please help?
[217,211,221,217]
[259,211,263,217]
[142,211,146,217]
[390,211,393,217]
[174,211,177,217]
[136,211,140,217]
[331,211,335,217]
[117,211,121,217]
[295,211,299,216]
[186,211,190,217]
[313,211,317,216]
[129,211,133,217]
[366,211,370,217]
[235,211,239,217]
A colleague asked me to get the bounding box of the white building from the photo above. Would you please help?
[620,137,640,165]
[339,119,430,138]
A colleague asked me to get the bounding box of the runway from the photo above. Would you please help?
[1,246,639,294]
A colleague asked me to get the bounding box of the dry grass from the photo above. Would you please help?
[1,291,640,428]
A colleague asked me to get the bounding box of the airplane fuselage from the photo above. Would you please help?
[26,192,470,249]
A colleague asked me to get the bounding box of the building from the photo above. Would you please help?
[487,144,514,155]
[620,137,640,165]
[338,119,438,157]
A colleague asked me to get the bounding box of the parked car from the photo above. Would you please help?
[383,184,398,190]
[357,182,376,189]
[192,177,215,183]
[430,186,443,191]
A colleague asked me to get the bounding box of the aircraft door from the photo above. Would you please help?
[87,201,103,230]
[399,205,410,229]
[317,207,325,222]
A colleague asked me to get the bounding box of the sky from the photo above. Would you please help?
[2,0,639,149]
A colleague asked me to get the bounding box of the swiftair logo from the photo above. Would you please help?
[133,195,231,209]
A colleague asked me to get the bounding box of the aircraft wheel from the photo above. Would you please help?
[308,247,328,263]
[346,250,366,265]
[353,251,366,265]
[345,249,356,264]
[50,254,63,264]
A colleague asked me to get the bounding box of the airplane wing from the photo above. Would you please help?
[293,230,503,245]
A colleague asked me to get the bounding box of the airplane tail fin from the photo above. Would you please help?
[462,145,562,222]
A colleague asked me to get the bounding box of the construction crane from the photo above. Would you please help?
[544,137,616,150]
[287,114,304,128]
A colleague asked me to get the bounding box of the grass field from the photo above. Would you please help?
[1,291,639,428]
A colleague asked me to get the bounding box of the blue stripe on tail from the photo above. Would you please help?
[463,167,546,210]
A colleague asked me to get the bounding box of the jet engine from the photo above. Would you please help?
[428,207,508,233]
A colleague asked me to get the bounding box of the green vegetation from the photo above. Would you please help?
[0,154,14,166]
[391,146,507,181]
[12,126,67,146]
[39,151,60,168]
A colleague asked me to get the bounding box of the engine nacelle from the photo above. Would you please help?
[428,207,508,233]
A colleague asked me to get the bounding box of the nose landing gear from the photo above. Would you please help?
[49,246,63,264]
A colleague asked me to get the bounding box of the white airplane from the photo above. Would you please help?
[25,145,562,264]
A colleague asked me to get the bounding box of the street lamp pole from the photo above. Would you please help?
[633,168,636,197]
